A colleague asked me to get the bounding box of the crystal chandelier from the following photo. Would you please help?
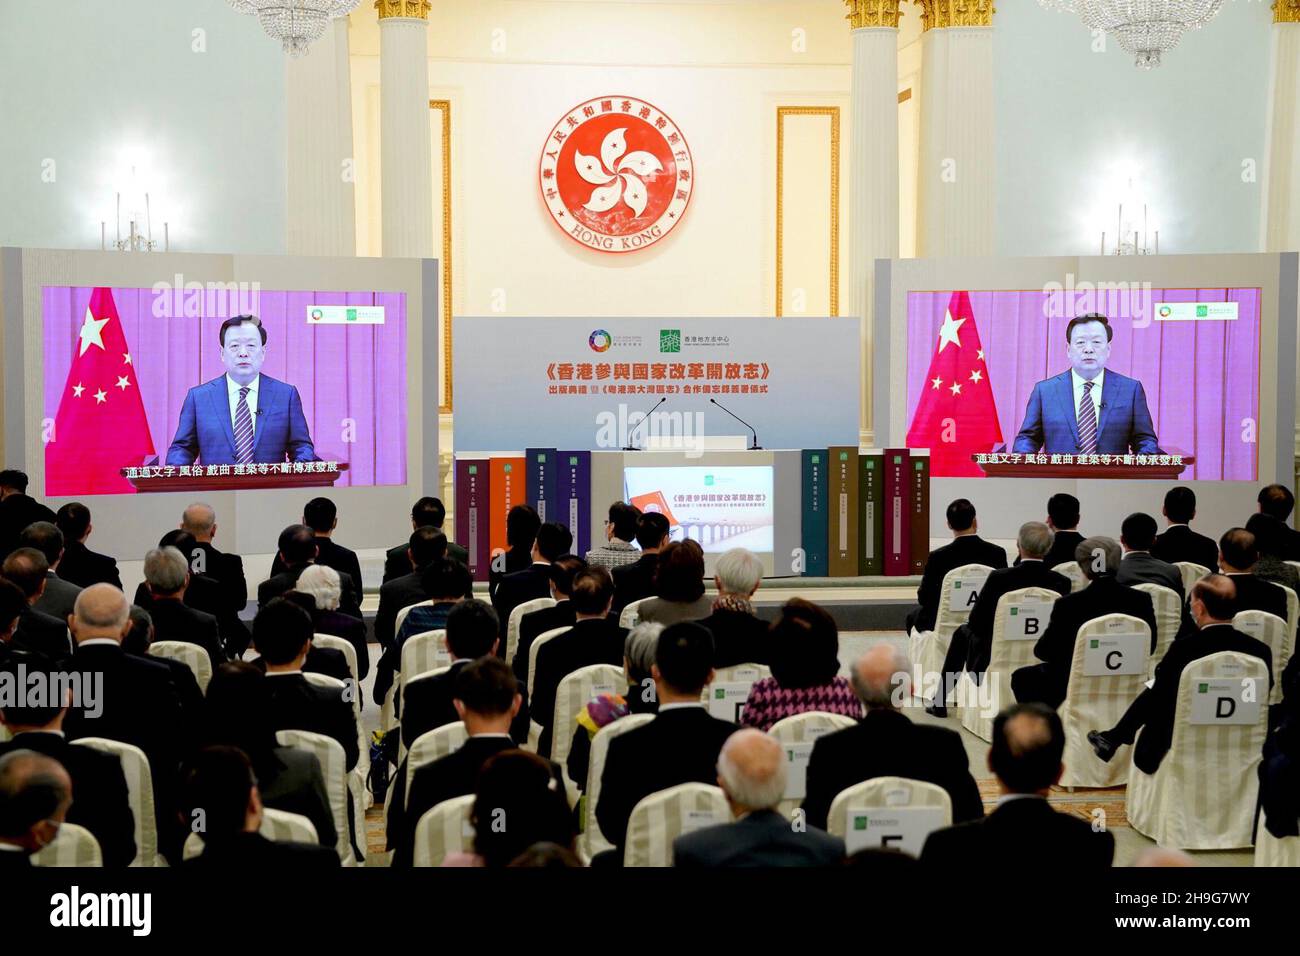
[1037,1,1225,69]
[227,1,362,57]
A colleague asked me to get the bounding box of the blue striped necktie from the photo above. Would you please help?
[1078,380,1098,453]
[234,386,255,465]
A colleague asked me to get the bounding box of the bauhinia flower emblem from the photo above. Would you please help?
[575,128,664,218]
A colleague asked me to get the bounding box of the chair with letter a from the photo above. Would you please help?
[623,782,730,867]
[31,822,103,867]
[1052,561,1087,593]
[578,712,655,863]
[71,736,158,867]
[909,564,994,703]
[825,776,952,858]
[506,597,556,667]
[767,711,858,818]
[148,640,213,694]
[1127,651,1269,849]
[1174,561,1212,598]
[1057,613,1151,788]
[412,794,476,867]
[1130,582,1181,679]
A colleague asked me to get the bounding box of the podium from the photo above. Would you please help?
[972,453,1193,480]
[120,462,348,493]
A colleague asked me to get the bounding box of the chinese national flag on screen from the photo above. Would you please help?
[906,291,1001,478]
[45,288,155,495]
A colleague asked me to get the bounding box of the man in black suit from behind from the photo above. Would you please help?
[1116,512,1184,600]
[1011,536,1158,710]
[0,656,136,867]
[375,526,450,650]
[19,522,81,623]
[180,502,248,615]
[1089,574,1273,774]
[698,547,771,668]
[0,469,56,560]
[1015,494,1084,570]
[933,522,1072,717]
[269,497,365,602]
[803,643,983,830]
[52,503,121,589]
[906,499,1008,635]
[675,728,844,867]
[258,524,361,618]
[2,549,71,662]
[141,545,227,672]
[383,497,468,583]
[492,521,573,646]
[181,746,339,869]
[131,530,249,659]
[122,605,205,732]
[0,579,35,669]
[513,555,583,685]
[0,750,70,869]
[489,504,541,600]
[921,703,1114,868]
[596,621,738,861]
[274,590,358,686]
[611,512,670,614]
[1164,527,1289,649]
[1258,483,1300,562]
[1151,486,1219,571]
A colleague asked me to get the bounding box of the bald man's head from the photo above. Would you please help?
[71,583,130,642]
[851,643,912,710]
[1191,574,1237,626]
[181,503,217,539]
[0,750,71,851]
[989,703,1065,795]
[716,728,786,813]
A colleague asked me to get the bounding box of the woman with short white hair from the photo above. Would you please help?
[292,563,370,679]
[697,548,770,668]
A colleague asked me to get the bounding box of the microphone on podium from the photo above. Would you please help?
[623,396,667,451]
[709,398,762,450]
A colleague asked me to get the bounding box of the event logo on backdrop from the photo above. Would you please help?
[539,95,693,254]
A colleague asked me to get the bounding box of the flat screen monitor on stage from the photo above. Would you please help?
[623,463,774,554]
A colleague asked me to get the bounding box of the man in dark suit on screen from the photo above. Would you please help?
[1012,314,1159,456]
[166,316,315,466]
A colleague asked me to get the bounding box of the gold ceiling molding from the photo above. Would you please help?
[914,0,995,31]
[844,0,903,29]
[375,0,430,20]
[1276,1,1300,25]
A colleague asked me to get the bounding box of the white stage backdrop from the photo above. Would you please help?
[453,317,861,452]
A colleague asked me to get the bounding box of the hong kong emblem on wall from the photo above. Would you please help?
[539,96,694,254]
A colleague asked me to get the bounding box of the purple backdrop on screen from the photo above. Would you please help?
[42,286,408,488]
[905,289,1260,480]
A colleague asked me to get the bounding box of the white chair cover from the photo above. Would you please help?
[1254,811,1300,867]
[506,597,557,666]
[1131,583,1181,679]
[393,600,434,642]
[579,712,655,862]
[275,728,354,865]
[552,664,625,787]
[312,633,360,684]
[619,597,653,630]
[825,776,953,857]
[960,586,1062,742]
[1052,562,1087,593]
[1057,613,1151,788]
[404,722,468,809]
[525,625,573,749]
[1285,560,1300,576]
[1269,583,1297,692]
[395,665,452,766]
[182,807,321,861]
[302,671,370,827]
[623,782,730,867]
[700,663,772,721]
[909,564,994,701]
[1127,651,1269,849]
[148,640,213,694]
[1174,562,1212,597]
[31,822,102,867]
[767,711,858,817]
[1232,610,1288,705]
[71,736,157,867]
[412,794,475,867]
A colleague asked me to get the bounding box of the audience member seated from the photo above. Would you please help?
[0,580,34,668]
[18,522,81,622]
[533,567,627,757]
[1089,575,1272,774]
[514,555,584,684]
[384,497,468,583]
[0,657,136,867]
[253,598,359,771]
[1217,528,1290,620]
[1258,483,1300,562]
[803,644,982,829]
[271,591,355,686]
[2,549,71,661]
[258,524,361,618]
[585,501,642,571]
[52,503,121,589]
[447,750,573,868]
[375,526,451,649]
[1039,493,1086,570]
[611,512,671,614]
[269,497,364,599]
[294,565,369,679]
[180,746,339,869]
[567,621,662,791]
[122,605,204,725]
[1011,537,1158,709]
[697,548,769,668]
[156,530,249,657]
[934,521,1072,715]
[740,599,862,731]
[920,703,1114,868]
[674,729,844,867]
[637,539,712,625]
[141,546,227,671]
[0,469,56,560]
[491,521,573,642]
[906,499,1008,635]
[489,504,540,599]
[374,558,473,707]
[1244,513,1300,594]
[1260,685,1300,839]
[0,750,69,869]
[1116,512,1184,598]
[180,503,248,618]
[1151,486,1219,571]
[201,662,337,849]
[596,622,738,859]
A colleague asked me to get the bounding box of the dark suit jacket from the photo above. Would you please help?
[183,831,340,868]
[1039,530,1085,571]
[673,808,844,867]
[134,573,249,660]
[192,540,248,611]
[252,646,352,685]
[0,731,136,868]
[1151,525,1219,572]
[921,796,1114,868]
[911,535,1008,634]
[165,374,316,466]
[596,706,738,852]
[262,672,359,771]
[34,572,80,622]
[255,746,338,850]
[959,560,1071,675]
[699,608,772,668]
[312,609,369,680]
[532,617,628,756]
[1116,552,1184,600]
[383,538,469,583]
[130,649,205,731]
[1011,369,1159,455]
[513,601,577,683]
[488,546,533,599]
[145,597,226,671]
[374,568,433,650]
[56,541,122,589]
[269,537,364,601]
[1284,525,1300,563]
[802,708,983,830]
[1261,704,1300,837]
[258,562,360,619]
[401,658,530,752]
[611,553,659,614]
[0,493,56,558]
[13,607,71,661]
[491,563,553,639]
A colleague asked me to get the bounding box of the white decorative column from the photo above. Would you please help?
[377,0,433,258]
[844,1,902,446]
[286,17,357,256]
[915,0,995,258]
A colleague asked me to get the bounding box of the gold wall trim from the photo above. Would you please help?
[898,87,912,104]
[775,106,841,318]
[376,0,431,20]
[915,0,995,30]
[844,0,903,29]
[1277,1,1300,24]
[430,98,453,412]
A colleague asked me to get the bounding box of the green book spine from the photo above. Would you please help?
[827,446,859,577]
[858,449,884,575]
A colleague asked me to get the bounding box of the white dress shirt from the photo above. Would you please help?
[226,373,260,438]
[1071,369,1104,426]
